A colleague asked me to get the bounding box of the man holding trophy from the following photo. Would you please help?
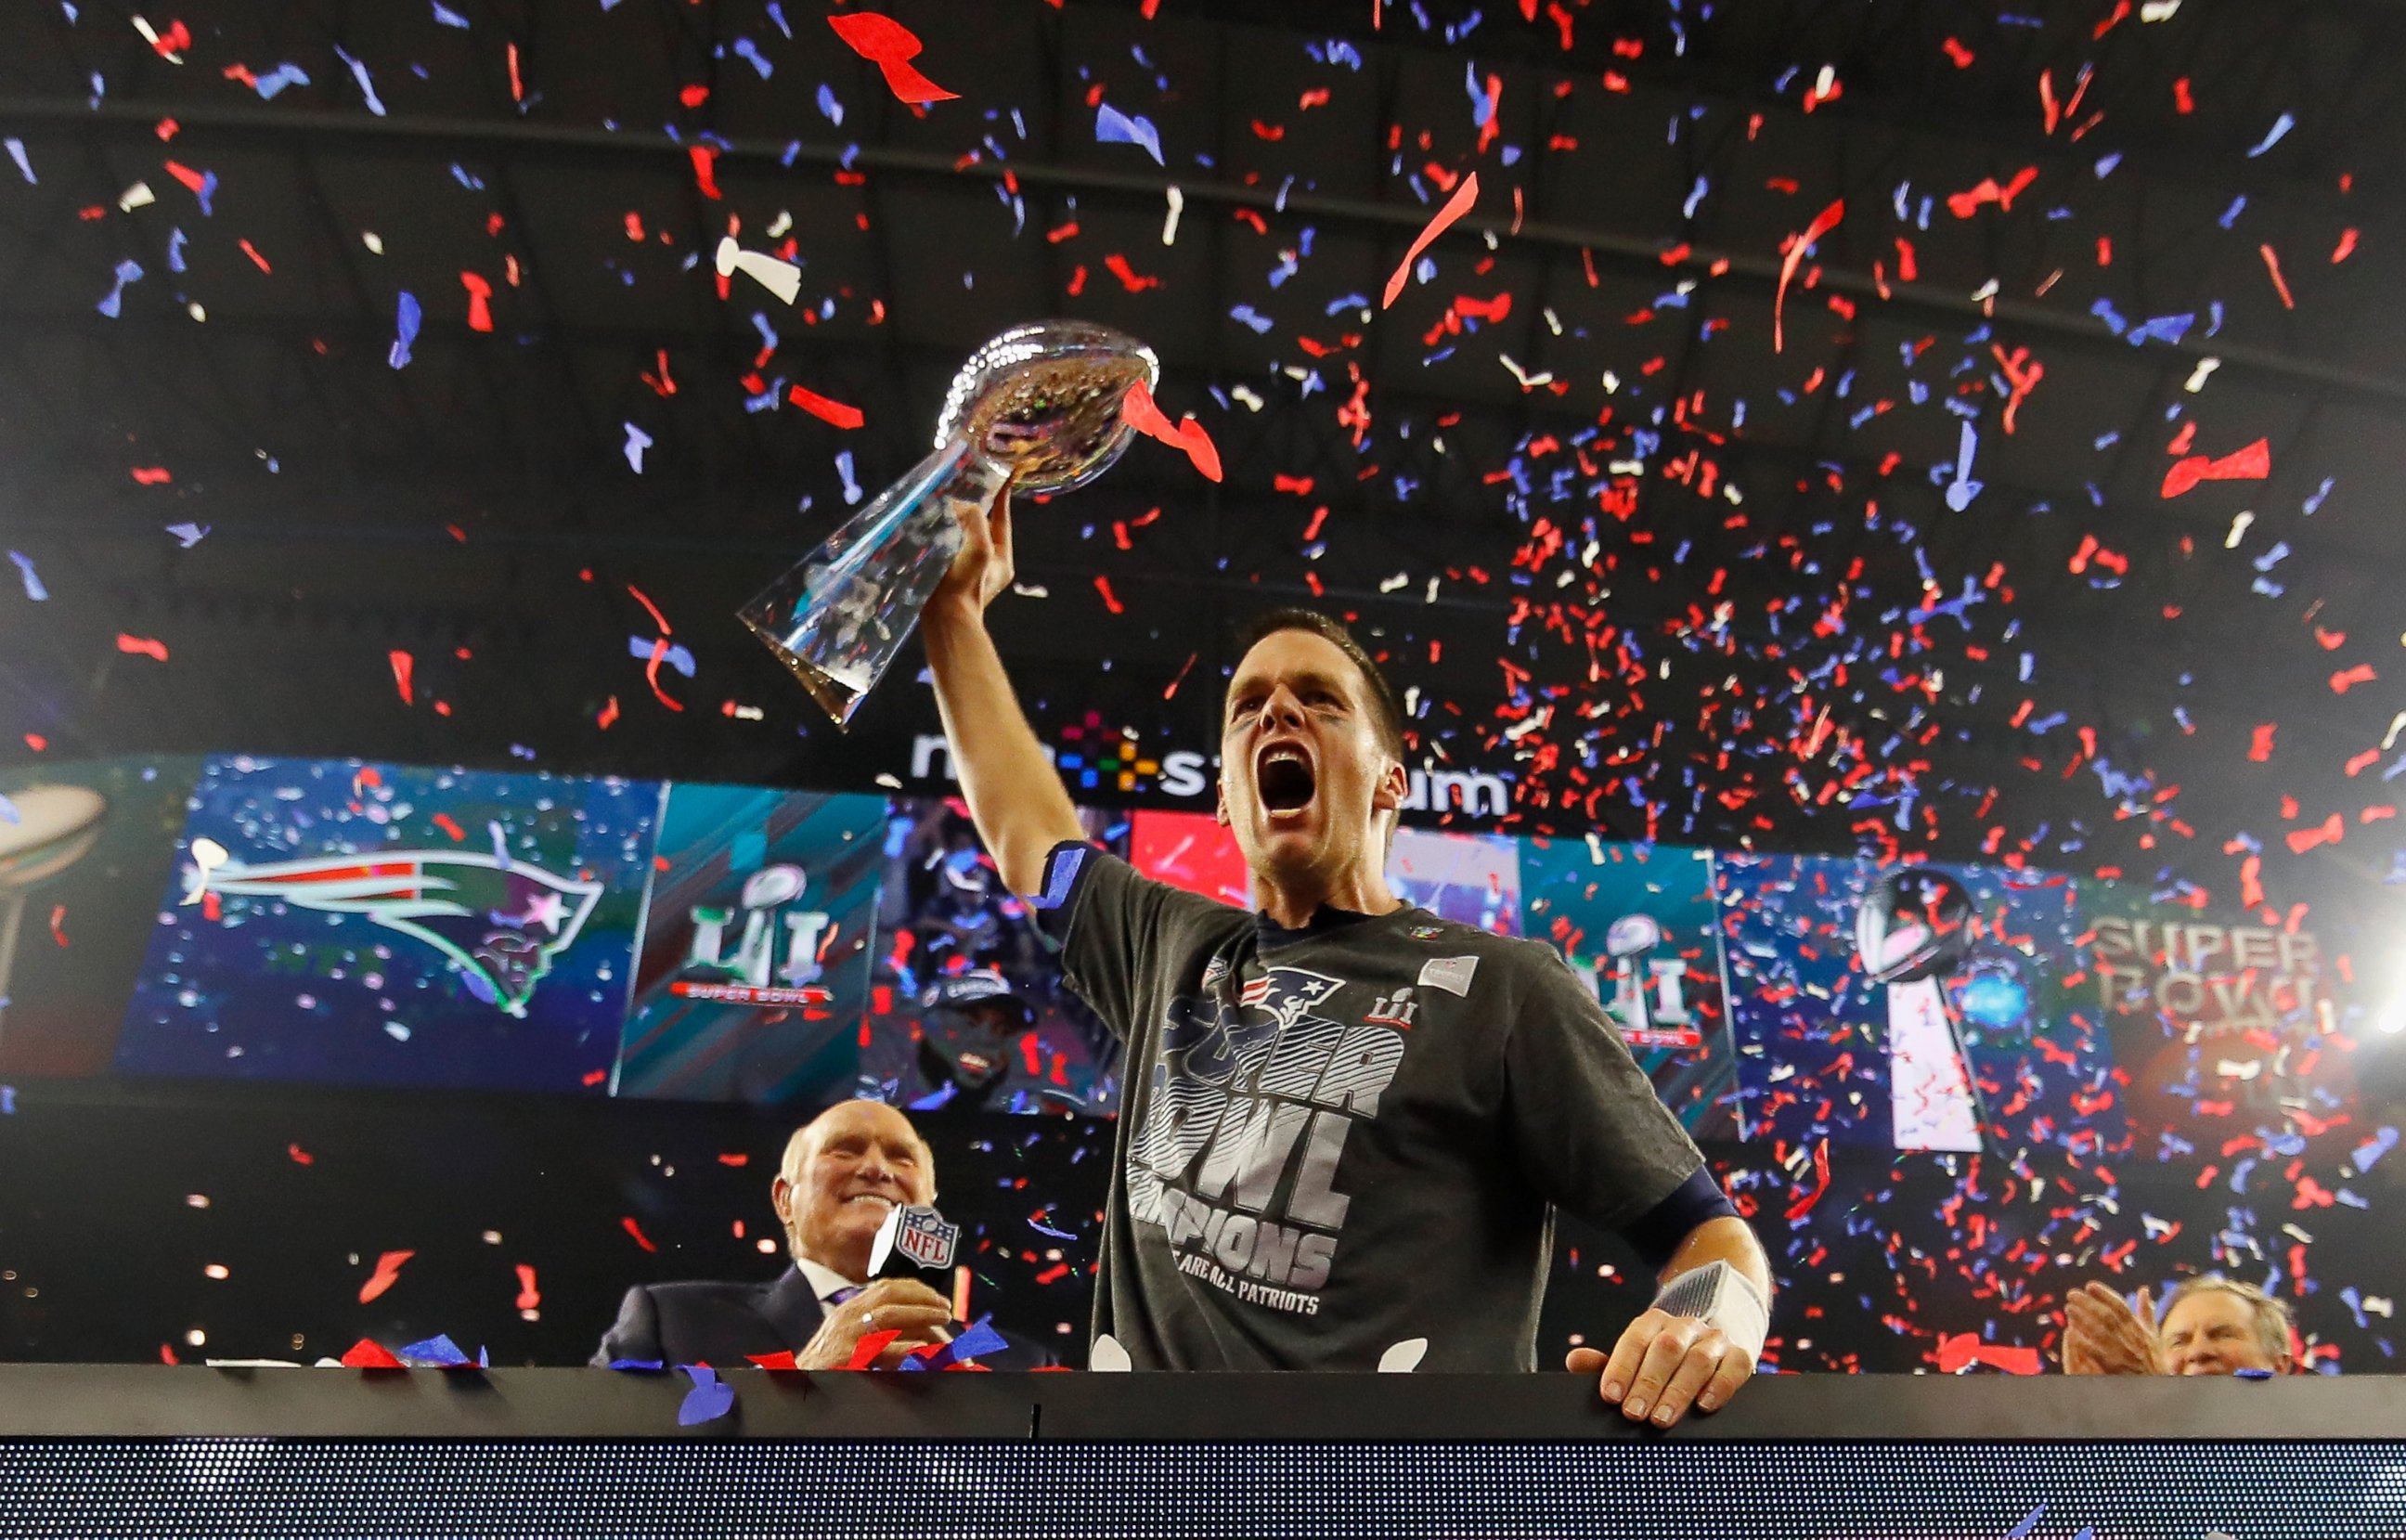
[744,323,1771,1427]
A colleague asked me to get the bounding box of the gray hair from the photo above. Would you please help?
[2161,1275,2294,1365]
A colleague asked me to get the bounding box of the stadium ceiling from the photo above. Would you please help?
[1,0,2402,918]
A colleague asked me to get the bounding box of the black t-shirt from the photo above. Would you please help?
[1041,848,1707,1371]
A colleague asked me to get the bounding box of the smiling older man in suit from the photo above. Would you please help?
[592,1098,1050,1370]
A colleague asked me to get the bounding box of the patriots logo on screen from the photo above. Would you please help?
[187,848,602,1017]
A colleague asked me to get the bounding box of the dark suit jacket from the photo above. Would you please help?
[591,1265,1056,1370]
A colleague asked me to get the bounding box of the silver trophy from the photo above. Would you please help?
[742,320,1160,725]
[1855,867,1985,1153]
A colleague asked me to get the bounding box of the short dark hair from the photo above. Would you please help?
[1228,608,1408,762]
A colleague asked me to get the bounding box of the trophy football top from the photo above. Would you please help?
[937,320,1160,497]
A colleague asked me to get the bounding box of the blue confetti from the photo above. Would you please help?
[2245,113,2296,158]
[249,62,311,99]
[1093,102,1164,166]
[679,1365,736,1424]
[816,84,844,127]
[606,1358,665,1371]
[0,1086,13,1115]
[388,291,420,369]
[3,137,31,183]
[732,37,772,80]
[166,523,210,548]
[1944,421,1983,511]
[166,227,188,274]
[431,1,470,27]
[2353,1127,2399,1171]
[1228,304,1274,334]
[624,422,653,474]
[0,794,17,824]
[95,258,142,318]
[8,551,46,602]
[396,1334,476,1367]
[333,45,388,116]
[629,636,697,677]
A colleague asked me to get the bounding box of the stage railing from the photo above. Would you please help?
[1,1366,2399,1538]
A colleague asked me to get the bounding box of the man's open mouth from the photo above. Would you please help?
[1257,744,1316,814]
[845,1193,898,1210]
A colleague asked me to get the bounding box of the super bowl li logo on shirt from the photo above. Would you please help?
[1130,964,1409,1315]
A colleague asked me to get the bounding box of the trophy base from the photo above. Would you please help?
[741,613,873,728]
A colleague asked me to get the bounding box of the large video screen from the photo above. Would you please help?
[0,755,2369,1151]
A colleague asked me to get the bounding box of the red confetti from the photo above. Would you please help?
[389,650,414,705]
[597,695,620,730]
[688,144,723,201]
[2161,437,2270,498]
[1775,200,1845,353]
[845,1327,901,1369]
[2258,244,2295,309]
[1934,1333,2042,1375]
[2330,664,2376,693]
[747,1350,801,1370]
[130,467,173,485]
[643,637,685,713]
[357,1249,415,1304]
[1103,252,1162,292]
[1119,379,1222,482]
[287,1144,314,1165]
[514,1264,541,1313]
[431,812,466,841]
[2286,814,2345,854]
[1946,167,2038,221]
[340,1338,406,1369]
[827,13,959,105]
[620,1215,658,1252]
[116,634,169,662]
[47,904,68,948]
[787,384,865,429]
[460,271,495,331]
[238,239,272,274]
[1383,171,1481,308]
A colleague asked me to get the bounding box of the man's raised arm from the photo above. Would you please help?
[920,488,1090,898]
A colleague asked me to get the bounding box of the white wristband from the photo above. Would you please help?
[1652,1260,1769,1363]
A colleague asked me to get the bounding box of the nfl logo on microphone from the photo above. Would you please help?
[894,1206,960,1270]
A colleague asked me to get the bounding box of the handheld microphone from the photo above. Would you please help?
[868,1202,962,1282]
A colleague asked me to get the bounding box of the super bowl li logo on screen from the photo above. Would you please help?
[671,862,834,1007]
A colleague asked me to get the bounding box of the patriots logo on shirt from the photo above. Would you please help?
[1169,967,1344,1087]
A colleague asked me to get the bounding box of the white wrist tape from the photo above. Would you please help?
[1652,1260,1768,1362]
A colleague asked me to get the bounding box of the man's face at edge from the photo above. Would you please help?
[2157,1290,2289,1376]
[1217,628,1405,895]
[771,1101,936,1279]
